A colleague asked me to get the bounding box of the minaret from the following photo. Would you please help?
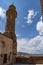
[40,0,43,22]
[5,4,17,38]
[4,4,17,64]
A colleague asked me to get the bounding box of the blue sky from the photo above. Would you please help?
[0,0,43,54]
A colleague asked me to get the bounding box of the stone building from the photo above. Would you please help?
[0,1,43,65]
[0,4,17,65]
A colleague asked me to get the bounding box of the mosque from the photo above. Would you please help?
[0,0,43,65]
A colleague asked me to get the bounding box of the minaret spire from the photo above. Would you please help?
[4,4,17,38]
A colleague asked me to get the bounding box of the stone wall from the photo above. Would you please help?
[16,56,43,64]
[0,33,16,65]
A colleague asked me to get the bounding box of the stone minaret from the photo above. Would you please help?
[5,4,17,38]
[4,4,17,64]
[5,4,17,50]
[40,0,43,21]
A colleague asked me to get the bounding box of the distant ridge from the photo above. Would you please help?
[17,52,43,57]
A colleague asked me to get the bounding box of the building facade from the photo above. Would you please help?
[0,4,17,65]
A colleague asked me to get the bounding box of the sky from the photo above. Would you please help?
[0,0,43,54]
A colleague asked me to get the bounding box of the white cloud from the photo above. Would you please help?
[16,34,19,37]
[36,16,43,35]
[0,7,6,33]
[17,16,43,54]
[0,7,6,18]
[24,10,38,24]
[17,35,43,54]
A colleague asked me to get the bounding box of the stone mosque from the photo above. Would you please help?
[0,0,43,65]
[0,4,17,65]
